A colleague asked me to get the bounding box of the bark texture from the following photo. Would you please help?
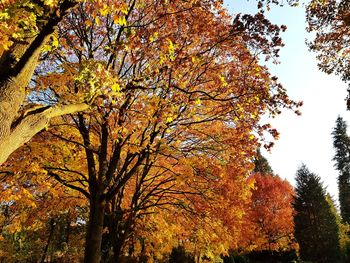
[0,103,89,164]
[0,0,85,165]
[84,195,106,263]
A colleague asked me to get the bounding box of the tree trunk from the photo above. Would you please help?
[65,211,71,244]
[112,237,125,263]
[0,0,82,166]
[84,196,106,263]
[40,218,55,263]
[111,210,134,262]
[101,210,125,262]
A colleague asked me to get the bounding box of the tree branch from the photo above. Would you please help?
[47,171,90,199]
[0,103,89,165]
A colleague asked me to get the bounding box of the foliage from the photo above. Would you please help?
[339,222,350,261]
[0,0,91,167]
[239,173,296,252]
[327,193,350,262]
[294,164,342,263]
[0,142,87,262]
[332,116,350,224]
[126,164,255,262]
[253,149,273,175]
[306,0,350,106]
[0,0,302,262]
[22,0,300,261]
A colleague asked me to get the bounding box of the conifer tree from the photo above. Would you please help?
[332,116,350,224]
[326,194,350,262]
[294,165,342,263]
[253,149,273,175]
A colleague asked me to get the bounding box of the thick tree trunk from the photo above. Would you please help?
[111,216,134,262]
[84,195,106,263]
[101,211,123,262]
[101,206,132,262]
[0,0,81,166]
[112,237,125,263]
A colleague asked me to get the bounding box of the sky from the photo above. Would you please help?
[225,1,350,200]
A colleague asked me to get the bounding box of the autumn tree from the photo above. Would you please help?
[1,1,302,262]
[0,0,299,167]
[332,116,350,224]
[294,164,342,263]
[239,173,295,254]
[13,1,302,262]
[127,161,256,262]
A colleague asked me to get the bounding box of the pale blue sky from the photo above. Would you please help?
[225,1,350,200]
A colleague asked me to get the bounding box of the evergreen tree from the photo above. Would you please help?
[294,165,342,263]
[253,149,273,175]
[326,194,350,262]
[332,116,350,224]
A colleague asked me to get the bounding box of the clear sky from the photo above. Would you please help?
[225,1,350,201]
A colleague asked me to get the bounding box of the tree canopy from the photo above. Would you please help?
[294,164,342,263]
[0,1,315,262]
[0,0,303,262]
[332,116,350,224]
[307,0,350,106]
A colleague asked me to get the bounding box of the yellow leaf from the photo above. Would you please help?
[220,75,228,87]
[168,38,175,60]
[100,4,109,16]
[95,17,101,26]
[191,56,200,63]
[111,83,120,92]
[114,14,127,26]
[85,20,93,27]
[120,3,129,14]
[166,117,173,123]
[150,32,159,42]
[44,0,57,7]
[52,35,59,48]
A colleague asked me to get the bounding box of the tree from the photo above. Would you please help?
[326,193,350,262]
[23,0,301,262]
[332,116,350,224]
[294,164,342,263]
[0,0,93,166]
[306,0,350,106]
[240,173,295,253]
[253,149,273,174]
[1,1,302,262]
[0,0,304,166]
